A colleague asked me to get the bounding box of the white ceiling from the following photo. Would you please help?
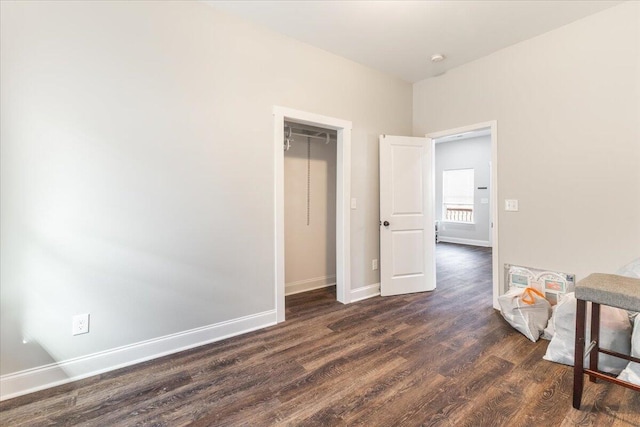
[207,1,623,83]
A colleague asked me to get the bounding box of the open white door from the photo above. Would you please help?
[379,135,435,296]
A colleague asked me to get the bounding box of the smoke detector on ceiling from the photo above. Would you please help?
[430,53,445,63]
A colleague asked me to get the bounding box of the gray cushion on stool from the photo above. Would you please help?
[575,273,640,312]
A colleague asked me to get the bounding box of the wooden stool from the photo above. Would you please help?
[573,273,640,409]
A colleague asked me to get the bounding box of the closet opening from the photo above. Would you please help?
[273,106,352,323]
[283,122,338,304]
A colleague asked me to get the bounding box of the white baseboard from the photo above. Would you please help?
[0,310,277,401]
[350,283,380,302]
[437,237,491,247]
[285,275,336,296]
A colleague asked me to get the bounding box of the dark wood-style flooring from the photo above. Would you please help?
[2,243,639,426]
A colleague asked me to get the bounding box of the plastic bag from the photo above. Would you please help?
[543,292,632,374]
[617,257,640,320]
[617,314,640,384]
[616,257,640,279]
[541,305,557,340]
[499,287,551,342]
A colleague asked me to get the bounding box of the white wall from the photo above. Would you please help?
[284,132,337,294]
[435,136,491,246]
[0,1,411,397]
[415,2,640,287]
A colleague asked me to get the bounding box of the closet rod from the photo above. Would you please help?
[288,131,333,142]
[285,125,334,142]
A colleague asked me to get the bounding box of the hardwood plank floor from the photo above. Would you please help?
[2,242,639,426]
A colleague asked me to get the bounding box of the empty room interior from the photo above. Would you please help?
[1,1,639,425]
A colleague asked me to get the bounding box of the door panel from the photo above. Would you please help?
[380,135,435,296]
[392,230,424,275]
[392,145,424,214]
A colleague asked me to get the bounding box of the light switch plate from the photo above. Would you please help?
[351,198,357,209]
[505,199,519,212]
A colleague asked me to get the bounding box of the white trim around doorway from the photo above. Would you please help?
[427,120,500,309]
[273,106,352,323]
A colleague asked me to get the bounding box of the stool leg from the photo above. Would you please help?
[589,302,600,383]
[573,298,586,409]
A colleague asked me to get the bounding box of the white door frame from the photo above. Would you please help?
[427,120,500,309]
[273,106,352,322]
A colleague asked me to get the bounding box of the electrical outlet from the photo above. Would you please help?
[372,259,378,270]
[72,313,90,336]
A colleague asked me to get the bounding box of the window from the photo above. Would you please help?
[442,169,474,223]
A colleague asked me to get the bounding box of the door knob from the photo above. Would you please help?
[383,221,390,226]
